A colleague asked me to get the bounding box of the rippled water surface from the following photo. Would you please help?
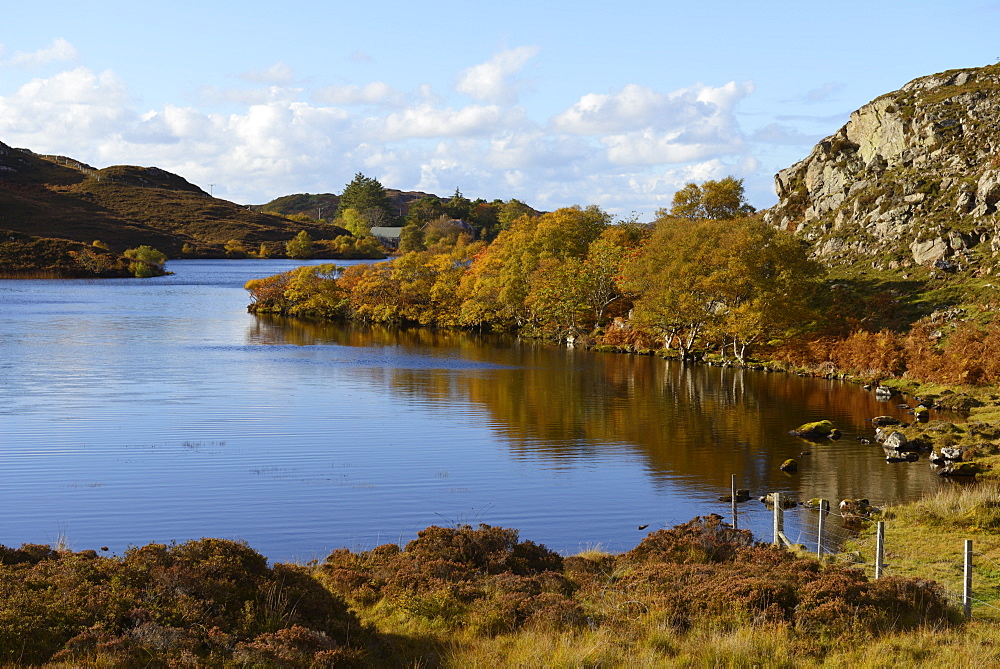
[0,260,946,561]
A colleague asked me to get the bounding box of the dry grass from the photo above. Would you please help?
[848,482,1000,619]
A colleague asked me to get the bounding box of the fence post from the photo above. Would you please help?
[773,493,783,546]
[964,539,973,620]
[731,475,738,530]
[817,499,825,560]
[874,521,885,579]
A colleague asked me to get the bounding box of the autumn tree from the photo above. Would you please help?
[709,219,822,361]
[285,230,314,259]
[497,199,536,231]
[620,218,724,358]
[459,205,612,332]
[669,176,755,220]
[621,214,820,360]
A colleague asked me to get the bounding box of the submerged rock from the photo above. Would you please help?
[759,492,798,509]
[839,498,875,518]
[872,415,902,427]
[718,489,751,503]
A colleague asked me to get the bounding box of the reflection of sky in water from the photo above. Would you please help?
[0,260,946,561]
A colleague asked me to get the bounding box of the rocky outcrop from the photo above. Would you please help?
[765,64,1000,271]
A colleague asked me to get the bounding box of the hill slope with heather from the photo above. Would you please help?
[0,142,351,272]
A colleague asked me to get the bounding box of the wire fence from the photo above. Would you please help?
[757,492,1000,620]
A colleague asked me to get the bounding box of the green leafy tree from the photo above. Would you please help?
[405,196,445,226]
[123,245,167,278]
[336,172,394,225]
[445,188,471,220]
[285,230,315,259]
[468,200,500,240]
[224,239,247,258]
[338,208,371,238]
[399,223,426,253]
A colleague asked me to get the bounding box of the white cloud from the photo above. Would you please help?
[369,104,526,140]
[1,38,78,68]
[0,67,130,150]
[455,46,539,104]
[551,81,753,136]
[0,51,766,215]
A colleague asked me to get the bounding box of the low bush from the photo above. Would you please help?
[0,538,364,666]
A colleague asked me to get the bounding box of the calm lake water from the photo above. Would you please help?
[0,259,946,562]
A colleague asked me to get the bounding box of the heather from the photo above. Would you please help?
[1,516,971,667]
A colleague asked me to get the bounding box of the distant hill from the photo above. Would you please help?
[257,189,437,222]
[0,141,352,264]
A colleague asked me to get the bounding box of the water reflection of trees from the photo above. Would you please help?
[246,316,943,504]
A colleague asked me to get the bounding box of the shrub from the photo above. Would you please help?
[404,524,563,576]
[625,515,757,564]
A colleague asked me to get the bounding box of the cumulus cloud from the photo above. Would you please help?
[455,46,539,104]
[368,103,527,141]
[551,81,753,136]
[0,67,130,149]
[547,81,753,166]
[0,48,766,215]
[1,38,78,68]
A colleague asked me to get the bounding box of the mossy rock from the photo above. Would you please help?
[780,459,799,473]
[938,461,986,477]
[789,420,835,440]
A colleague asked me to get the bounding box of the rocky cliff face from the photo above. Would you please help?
[764,64,1000,272]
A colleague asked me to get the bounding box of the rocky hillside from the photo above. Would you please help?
[764,63,1000,274]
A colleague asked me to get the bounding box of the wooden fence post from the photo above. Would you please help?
[731,475,738,530]
[875,521,885,579]
[964,539,973,620]
[773,493,783,546]
[817,499,825,560]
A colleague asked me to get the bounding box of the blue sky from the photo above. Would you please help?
[2,1,998,219]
